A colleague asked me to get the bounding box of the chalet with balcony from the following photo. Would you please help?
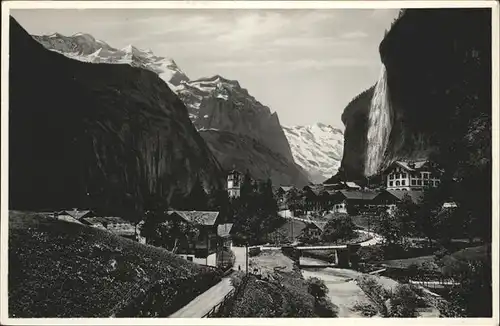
[384,160,442,191]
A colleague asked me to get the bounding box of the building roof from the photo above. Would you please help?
[385,190,424,204]
[442,202,458,208]
[345,181,361,189]
[310,220,328,232]
[59,209,93,220]
[82,216,130,225]
[339,190,379,201]
[279,186,294,192]
[394,160,429,171]
[167,210,220,226]
[217,223,234,237]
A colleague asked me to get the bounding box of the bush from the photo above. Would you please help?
[353,302,378,317]
[388,284,419,317]
[321,215,356,242]
[358,245,385,263]
[305,277,338,317]
[355,275,391,316]
[216,248,235,270]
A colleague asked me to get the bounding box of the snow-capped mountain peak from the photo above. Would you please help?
[282,123,344,183]
[32,32,189,87]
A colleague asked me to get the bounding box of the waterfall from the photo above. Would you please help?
[365,65,393,176]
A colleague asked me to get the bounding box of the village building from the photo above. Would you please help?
[301,220,327,238]
[384,160,442,191]
[329,190,380,215]
[165,210,221,260]
[227,170,242,198]
[275,185,294,207]
[372,189,425,214]
[82,216,140,241]
[217,223,234,249]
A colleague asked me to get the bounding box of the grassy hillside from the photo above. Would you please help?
[8,211,222,317]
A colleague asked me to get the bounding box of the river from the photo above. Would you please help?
[300,257,398,317]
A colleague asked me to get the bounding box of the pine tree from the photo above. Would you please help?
[186,177,208,211]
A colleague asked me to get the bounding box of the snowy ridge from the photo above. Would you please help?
[32,32,189,88]
[282,123,344,183]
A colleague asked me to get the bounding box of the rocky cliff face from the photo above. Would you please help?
[199,130,309,187]
[178,75,295,162]
[340,8,491,181]
[9,17,224,211]
[177,75,309,186]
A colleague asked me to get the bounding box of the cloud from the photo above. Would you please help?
[339,31,368,39]
[210,57,372,69]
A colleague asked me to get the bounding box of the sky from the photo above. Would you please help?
[11,8,399,130]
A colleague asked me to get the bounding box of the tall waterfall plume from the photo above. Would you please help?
[365,65,393,176]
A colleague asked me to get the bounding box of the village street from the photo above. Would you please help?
[169,246,248,318]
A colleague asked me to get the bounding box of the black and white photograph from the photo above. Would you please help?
[1,0,498,323]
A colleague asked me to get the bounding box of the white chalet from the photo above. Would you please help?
[384,160,442,191]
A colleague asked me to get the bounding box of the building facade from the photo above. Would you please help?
[385,160,442,191]
[227,170,242,198]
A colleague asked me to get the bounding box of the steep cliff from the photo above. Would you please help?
[199,130,309,187]
[340,8,491,181]
[9,17,224,212]
[338,8,491,240]
[179,75,296,162]
[179,75,310,186]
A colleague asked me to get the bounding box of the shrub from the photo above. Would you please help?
[321,215,356,242]
[389,284,419,317]
[216,248,235,270]
[305,277,338,317]
[353,302,378,317]
[358,245,385,263]
[355,275,390,316]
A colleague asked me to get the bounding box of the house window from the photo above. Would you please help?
[402,173,407,178]
[411,180,416,185]
[389,181,394,187]
[396,181,400,186]
[418,180,422,185]
[424,180,429,186]
[187,256,193,262]
[402,180,406,186]
[435,181,440,186]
